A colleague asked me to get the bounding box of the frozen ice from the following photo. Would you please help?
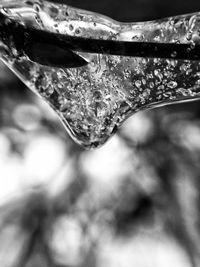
[1,0,200,148]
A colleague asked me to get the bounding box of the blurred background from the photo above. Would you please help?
[1,0,200,267]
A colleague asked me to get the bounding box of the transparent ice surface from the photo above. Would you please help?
[1,0,200,148]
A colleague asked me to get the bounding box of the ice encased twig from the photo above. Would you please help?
[1,0,200,148]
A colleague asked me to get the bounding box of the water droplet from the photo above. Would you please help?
[186,32,192,41]
[49,6,59,17]
[75,28,81,35]
[192,33,200,44]
[158,85,164,91]
[142,89,151,98]
[171,51,177,58]
[149,82,154,89]
[69,24,74,31]
[196,79,200,86]
[33,4,40,13]
[132,35,139,41]
[154,69,163,80]
[135,80,142,88]
[167,81,177,89]
[142,79,146,85]
[175,40,180,44]
[190,42,196,49]
[4,18,11,26]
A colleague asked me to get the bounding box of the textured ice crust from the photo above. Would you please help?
[1,0,200,148]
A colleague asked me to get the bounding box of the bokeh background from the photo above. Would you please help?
[1,0,200,267]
